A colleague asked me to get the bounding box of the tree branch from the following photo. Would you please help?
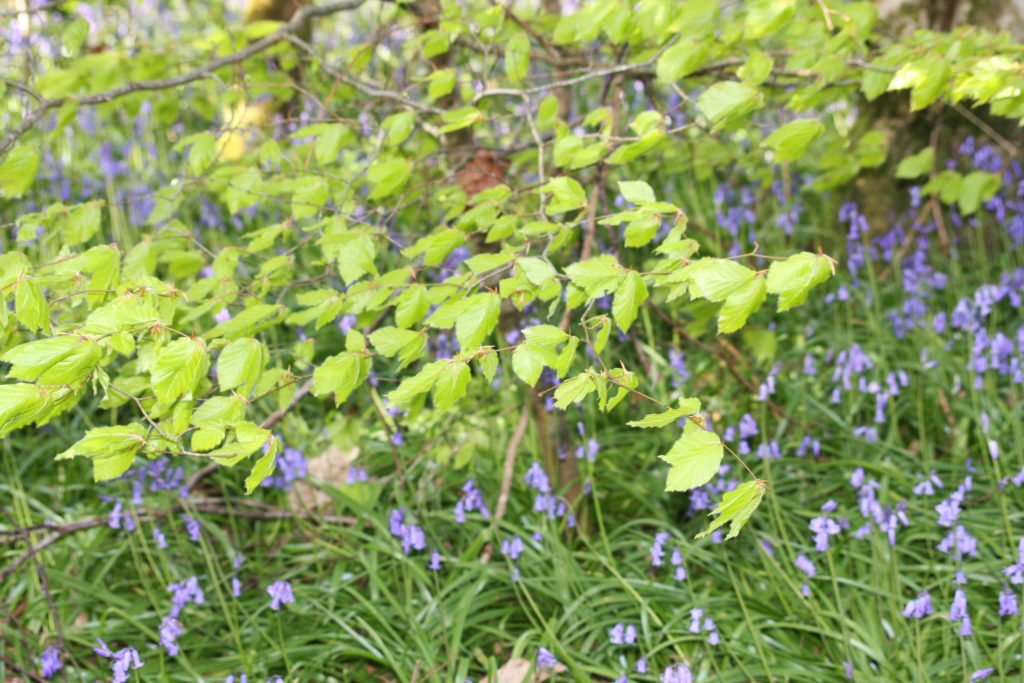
[0,0,368,158]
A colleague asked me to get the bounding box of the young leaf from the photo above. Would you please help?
[678,258,755,302]
[245,436,281,494]
[696,479,767,540]
[766,252,834,312]
[564,255,623,297]
[959,171,1001,215]
[553,372,596,409]
[511,342,557,386]
[659,423,725,491]
[762,119,824,162]
[191,395,246,429]
[477,349,498,382]
[312,353,362,405]
[151,337,208,404]
[612,271,648,332]
[454,292,501,350]
[0,383,52,437]
[618,180,656,204]
[505,32,531,84]
[15,277,49,333]
[656,39,709,83]
[370,327,423,357]
[3,336,101,385]
[432,362,471,411]
[56,423,148,482]
[217,337,268,395]
[895,147,934,179]
[387,360,445,407]
[718,276,767,334]
[0,145,40,198]
[697,81,762,129]
[367,157,412,201]
[207,422,272,467]
[542,176,587,214]
[628,406,696,429]
[522,324,569,346]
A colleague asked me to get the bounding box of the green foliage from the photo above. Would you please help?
[2,0,1019,545]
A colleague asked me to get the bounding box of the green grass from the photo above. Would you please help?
[3,156,1024,683]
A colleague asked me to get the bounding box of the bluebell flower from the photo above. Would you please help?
[267,580,295,611]
[389,508,427,555]
[168,576,205,617]
[913,470,943,496]
[159,615,181,656]
[40,645,61,679]
[809,511,841,552]
[609,623,637,646]
[94,639,144,683]
[635,657,647,674]
[182,514,201,543]
[650,532,670,566]
[661,663,693,683]
[902,591,933,618]
[152,525,168,550]
[999,588,1018,616]
[429,550,442,571]
[670,547,686,581]
[795,554,816,596]
[346,466,369,484]
[260,446,308,490]
[454,479,490,523]
[971,669,994,681]
[536,647,558,670]
[501,535,524,561]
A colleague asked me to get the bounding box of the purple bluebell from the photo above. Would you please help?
[267,580,295,611]
[795,554,816,596]
[501,535,525,561]
[650,532,670,566]
[609,623,637,646]
[429,550,442,571]
[661,663,694,683]
[389,508,427,555]
[971,669,994,681]
[159,616,181,656]
[809,505,841,552]
[999,588,1018,616]
[902,591,933,619]
[260,447,307,490]
[454,479,490,523]
[168,576,205,617]
[937,525,977,558]
[536,647,558,670]
[670,547,686,581]
[94,640,144,683]
[913,470,943,496]
[152,525,168,550]
[346,466,369,483]
[182,514,201,543]
[40,646,60,679]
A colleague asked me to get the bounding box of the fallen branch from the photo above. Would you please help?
[0,496,357,583]
[480,402,532,564]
